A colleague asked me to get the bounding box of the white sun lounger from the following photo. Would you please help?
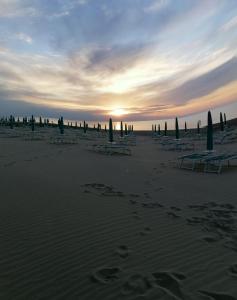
[203,152,237,174]
[91,143,131,155]
[178,152,212,170]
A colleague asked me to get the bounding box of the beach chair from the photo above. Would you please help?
[49,135,78,145]
[203,152,237,174]
[162,139,194,151]
[91,143,131,155]
[178,152,212,170]
[118,135,136,146]
[23,132,45,141]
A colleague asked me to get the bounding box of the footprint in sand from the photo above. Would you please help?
[129,193,140,198]
[188,204,208,211]
[82,183,125,197]
[155,187,165,192]
[91,266,121,284]
[152,271,186,299]
[4,161,16,167]
[170,206,181,212]
[201,235,219,243]
[130,199,138,205]
[220,204,236,210]
[143,192,151,199]
[122,274,152,296]
[140,227,151,236]
[142,202,163,209]
[187,202,237,252]
[167,211,181,218]
[199,290,236,300]
[132,211,141,220]
[228,264,237,276]
[115,245,130,259]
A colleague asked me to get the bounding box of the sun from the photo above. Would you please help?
[111,108,127,117]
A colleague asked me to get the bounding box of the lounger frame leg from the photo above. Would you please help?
[218,161,222,174]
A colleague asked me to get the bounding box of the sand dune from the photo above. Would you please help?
[0,127,237,299]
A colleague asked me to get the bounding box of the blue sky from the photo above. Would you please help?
[0,0,237,125]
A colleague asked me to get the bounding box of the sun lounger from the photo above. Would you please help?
[178,151,237,173]
[203,153,237,174]
[24,133,45,141]
[49,136,78,144]
[178,152,213,170]
[118,136,136,146]
[91,143,131,155]
[161,139,194,151]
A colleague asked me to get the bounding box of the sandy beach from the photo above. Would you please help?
[0,127,237,300]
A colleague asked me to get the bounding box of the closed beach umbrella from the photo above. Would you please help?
[197,121,200,134]
[164,122,167,136]
[125,124,128,135]
[59,116,64,134]
[175,117,179,140]
[220,112,224,131]
[109,118,113,143]
[31,115,35,131]
[207,111,213,151]
[224,113,227,125]
[120,121,123,137]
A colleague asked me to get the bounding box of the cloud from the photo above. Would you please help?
[16,33,32,44]
[144,0,170,13]
[221,16,237,32]
[0,0,38,18]
[160,56,237,106]
[69,42,152,78]
[0,0,237,122]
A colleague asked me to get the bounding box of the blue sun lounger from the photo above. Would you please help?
[203,152,237,174]
[178,152,213,170]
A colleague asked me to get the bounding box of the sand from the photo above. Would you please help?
[0,126,237,300]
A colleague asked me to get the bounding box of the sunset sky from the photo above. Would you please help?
[0,0,237,127]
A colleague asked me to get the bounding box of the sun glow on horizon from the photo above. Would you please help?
[110,108,128,117]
